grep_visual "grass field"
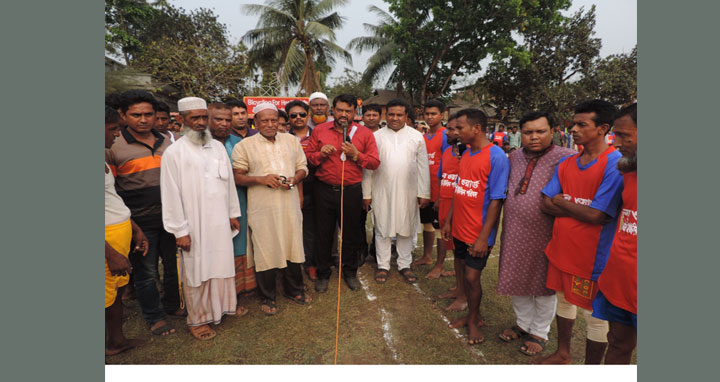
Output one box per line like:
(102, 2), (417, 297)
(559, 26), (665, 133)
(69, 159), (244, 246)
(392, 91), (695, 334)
(106, 223), (637, 365)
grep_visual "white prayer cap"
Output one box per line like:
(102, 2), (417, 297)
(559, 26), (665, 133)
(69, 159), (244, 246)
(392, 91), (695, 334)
(177, 97), (207, 112)
(308, 92), (328, 102)
(253, 102), (278, 115)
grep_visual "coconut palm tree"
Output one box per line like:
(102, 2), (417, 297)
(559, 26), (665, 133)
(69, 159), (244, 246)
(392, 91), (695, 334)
(346, 5), (400, 87)
(242, 0), (352, 95)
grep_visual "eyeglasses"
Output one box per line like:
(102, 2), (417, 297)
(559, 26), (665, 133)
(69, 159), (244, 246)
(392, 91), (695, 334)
(290, 112), (308, 119)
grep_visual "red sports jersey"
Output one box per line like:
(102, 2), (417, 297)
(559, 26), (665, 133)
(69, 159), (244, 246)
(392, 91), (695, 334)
(598, 171), (637, 314)
(605, 132), (615, 145)
(492, 131), (507, 146)
(438, 146), (460, 200)
(451, 144), (509, 245)
(424, 127), (446, 202)
(542, 146), (623, 280)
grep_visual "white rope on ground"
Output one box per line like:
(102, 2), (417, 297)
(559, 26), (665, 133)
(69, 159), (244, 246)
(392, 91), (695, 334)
(358, 272), (401, 363)
(411, 283), (487, 360)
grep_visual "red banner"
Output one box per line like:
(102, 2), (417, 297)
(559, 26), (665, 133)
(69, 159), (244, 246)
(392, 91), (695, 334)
(244, 97), (309, 116)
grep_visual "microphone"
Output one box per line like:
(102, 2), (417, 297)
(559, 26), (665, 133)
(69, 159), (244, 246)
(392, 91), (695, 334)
(340, 120), (349, 142)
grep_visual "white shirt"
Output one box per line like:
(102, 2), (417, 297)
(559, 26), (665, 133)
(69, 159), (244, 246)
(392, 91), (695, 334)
(160, 136), (241, 287)
(362, 125), (430, 237)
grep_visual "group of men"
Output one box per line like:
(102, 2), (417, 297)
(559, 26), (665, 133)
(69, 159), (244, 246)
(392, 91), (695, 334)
(104, 89), (637, 366)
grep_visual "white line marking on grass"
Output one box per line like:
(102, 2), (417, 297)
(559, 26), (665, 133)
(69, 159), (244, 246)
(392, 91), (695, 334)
(411, 283), (486, 360)
(358, 273), (400, 362)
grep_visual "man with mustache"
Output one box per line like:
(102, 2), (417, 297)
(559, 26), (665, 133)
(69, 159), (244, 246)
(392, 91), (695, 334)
(306, 94), (380, 292)
(160, 97), (242, 341)
(538, 99), (624, 364)
(592, 103), (638, 364)
(362, 98), (430, 284)
(208, 103), (255, 314)
(106, 90), (181, 337)
(307, 92), (333, 128)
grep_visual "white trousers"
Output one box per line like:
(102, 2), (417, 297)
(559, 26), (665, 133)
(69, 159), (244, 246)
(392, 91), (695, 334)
(375, 229), (413, 271)
(512, 295), (557, 340)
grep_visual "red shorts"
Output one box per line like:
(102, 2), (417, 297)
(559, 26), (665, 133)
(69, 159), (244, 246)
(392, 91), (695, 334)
(437, 198), (454, 250)
(546, 262), (597, 311)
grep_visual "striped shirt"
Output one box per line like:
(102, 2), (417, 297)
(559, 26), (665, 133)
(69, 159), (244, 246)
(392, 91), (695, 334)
(105, 127), (170, 230)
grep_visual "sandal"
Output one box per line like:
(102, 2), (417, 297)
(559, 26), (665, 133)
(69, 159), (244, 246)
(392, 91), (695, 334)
(399, 268), (418, 284)
(189, 324), (216, 341)
(150, 320), (176, 336)
(235, 305), (249, 316)
(498, 325), (529, 342)
(282, 291), (312, 305)
(260, 299), (279, 316)
(375, 269), (389, 284)
(519, 336), (547, 356)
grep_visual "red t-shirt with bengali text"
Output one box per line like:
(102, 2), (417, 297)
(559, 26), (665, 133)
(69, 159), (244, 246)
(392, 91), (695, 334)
(598, 171), (637, 313)
(424, 128), (447, 202)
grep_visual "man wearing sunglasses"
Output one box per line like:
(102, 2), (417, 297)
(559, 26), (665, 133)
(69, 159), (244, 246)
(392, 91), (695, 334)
(286, 100), (318, 281)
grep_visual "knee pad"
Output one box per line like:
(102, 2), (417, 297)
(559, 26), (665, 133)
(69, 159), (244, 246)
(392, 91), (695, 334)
(584, 310), (609, 342)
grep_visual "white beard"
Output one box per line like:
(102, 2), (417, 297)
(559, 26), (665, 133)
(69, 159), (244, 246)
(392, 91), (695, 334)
(184, 126), (212, 146)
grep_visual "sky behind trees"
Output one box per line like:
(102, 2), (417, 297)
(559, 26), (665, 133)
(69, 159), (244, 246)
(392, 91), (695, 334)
(169, 0), (636, 88)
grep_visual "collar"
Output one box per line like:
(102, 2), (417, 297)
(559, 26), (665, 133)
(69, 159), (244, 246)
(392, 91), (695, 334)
(290, 126), (312, 137)
(121, 126), (165, 151)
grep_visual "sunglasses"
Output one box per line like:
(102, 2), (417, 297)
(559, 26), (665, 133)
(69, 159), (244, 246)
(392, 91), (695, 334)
(290, 112), (308, 119)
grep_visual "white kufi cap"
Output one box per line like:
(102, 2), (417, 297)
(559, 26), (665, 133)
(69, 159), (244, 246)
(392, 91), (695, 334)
(177, 97), (207, 112)
(253, 102), (278, 114)
(308, 92), (328, 102)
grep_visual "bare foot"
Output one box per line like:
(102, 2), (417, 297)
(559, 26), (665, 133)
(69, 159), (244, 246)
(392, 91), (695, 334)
(412, 256), (433, 266)
(445, 298), (468, 312)
(438, 289), (459, 299)
(533, 351), (572, 365)
(441, 270), (455, 277)
(467, 323), (485, 345)
(448, 315), (484, 329)
(105, 338), (146, 356)
(426, 266), (444, 279)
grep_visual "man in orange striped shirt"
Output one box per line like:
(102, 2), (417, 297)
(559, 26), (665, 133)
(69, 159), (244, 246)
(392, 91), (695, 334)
(105, 90), (182, 337)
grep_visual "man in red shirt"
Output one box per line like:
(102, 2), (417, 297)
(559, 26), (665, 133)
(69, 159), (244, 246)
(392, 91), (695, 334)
(436, 114), (470, 312)
(492, 125), (508, 146)
(305, 94), (380, 292)
(538, 99), (623, 364)
(593, 103), (637, 364)
(415, 100), (452, 279)
(441, 108), (510, 345)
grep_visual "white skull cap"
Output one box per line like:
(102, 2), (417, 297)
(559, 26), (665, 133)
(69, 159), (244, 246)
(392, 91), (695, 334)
(177, 97), (207, 111)
(308, 92), (328, 102)
(253, 102), (278, 114)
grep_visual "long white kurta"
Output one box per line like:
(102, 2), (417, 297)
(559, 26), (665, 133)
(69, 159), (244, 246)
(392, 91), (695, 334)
(362, 125), (430, 237)
(231, 133), (308, 272)
(160, 136), (241, 288)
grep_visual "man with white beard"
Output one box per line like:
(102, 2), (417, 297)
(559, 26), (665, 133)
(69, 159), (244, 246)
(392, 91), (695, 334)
(160, 97), (242, 341)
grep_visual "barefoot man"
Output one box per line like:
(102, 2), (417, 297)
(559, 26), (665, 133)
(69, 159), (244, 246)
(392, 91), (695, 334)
(496, 112), (576, 356)
(105, 106), (146, 355)
(592, 103), (638, 364)
(414, 100), (452, 279)
(441, 108), (509, 344)
(538, 100), (624, 364)
(436, 114), (469, 311)
(161, 97), (242, 341)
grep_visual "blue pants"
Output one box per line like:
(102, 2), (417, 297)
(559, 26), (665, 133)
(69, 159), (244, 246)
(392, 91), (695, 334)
(130, 228), (180, 326)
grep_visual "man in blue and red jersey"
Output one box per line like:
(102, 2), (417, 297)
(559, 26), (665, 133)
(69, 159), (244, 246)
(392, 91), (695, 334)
(441, 108), (510, 345)
(414, 100), (452, 277)
(305, 94), (380, 293)
(436, 114), (471, 313)
(491, 125), (508, 146)
(592, 103), (637, 364)
(537, 99), (623, 364)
